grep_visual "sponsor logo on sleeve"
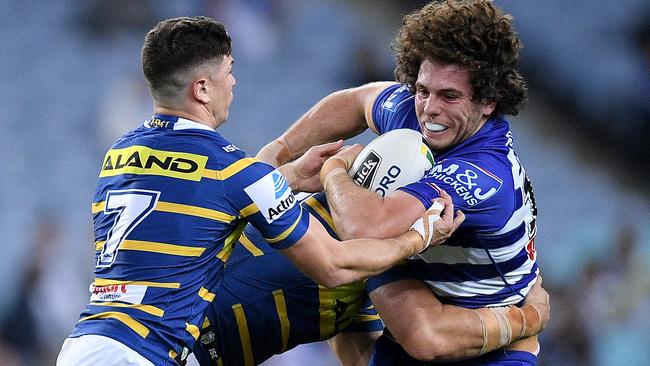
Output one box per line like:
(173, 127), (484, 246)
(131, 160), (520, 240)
(424, 160), (503, 206)
(244, 170), (296, 223)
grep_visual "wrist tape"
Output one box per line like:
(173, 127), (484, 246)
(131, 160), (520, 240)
(474, 304), (542, 356)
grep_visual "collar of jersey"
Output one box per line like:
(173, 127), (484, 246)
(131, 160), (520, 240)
(144, 114), (215, 131)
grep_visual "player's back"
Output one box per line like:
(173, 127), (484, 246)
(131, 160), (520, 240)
(193, 193), (382, 366)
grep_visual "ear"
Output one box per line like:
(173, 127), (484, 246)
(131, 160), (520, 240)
(480, 100), (496, 117)
(192, 78), (210, 104)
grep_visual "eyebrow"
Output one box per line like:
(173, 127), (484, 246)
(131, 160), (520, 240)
(415, 83), (464, 96)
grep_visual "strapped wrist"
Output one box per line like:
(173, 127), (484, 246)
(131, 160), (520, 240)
(274, 139), (295, 166)
(320, 158), (348, 190)
(474, 307), (512, 356)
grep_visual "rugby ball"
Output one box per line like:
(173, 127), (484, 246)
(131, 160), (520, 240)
(348, 129), (434, 197)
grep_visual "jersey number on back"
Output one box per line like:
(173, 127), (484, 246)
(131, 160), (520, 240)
(97, 189), (161, 268)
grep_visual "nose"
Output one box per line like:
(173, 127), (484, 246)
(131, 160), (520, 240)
(423, 95), (442, 117)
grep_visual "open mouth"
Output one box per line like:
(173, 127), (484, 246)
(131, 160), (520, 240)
(424, 122), (448, 132)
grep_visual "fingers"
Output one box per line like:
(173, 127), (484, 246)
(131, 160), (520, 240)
(331, 144), (364, 169)
(315, 140), (344, 156)
(452, 210), (465, 231)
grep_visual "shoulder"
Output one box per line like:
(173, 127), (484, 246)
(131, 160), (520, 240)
(371, 84), (419, 134)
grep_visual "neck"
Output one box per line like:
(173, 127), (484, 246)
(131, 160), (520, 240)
(153, 103), (219, 130)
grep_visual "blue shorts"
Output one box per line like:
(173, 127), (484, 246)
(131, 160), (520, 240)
(369, 331), (537, 366)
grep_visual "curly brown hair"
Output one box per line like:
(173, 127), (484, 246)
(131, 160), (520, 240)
(393, 0), (527, 116)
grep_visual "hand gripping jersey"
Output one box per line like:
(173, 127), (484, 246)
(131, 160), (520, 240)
(193, 192), (383, 366)
(366, 85), (539, 366)
(70, 115), (310, 366)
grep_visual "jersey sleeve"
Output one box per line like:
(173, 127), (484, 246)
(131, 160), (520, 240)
(371, 84), (419, 134)
(365, 262), (416, 294)
(397, 157), (512, 233)
(224, 159), (309, 250)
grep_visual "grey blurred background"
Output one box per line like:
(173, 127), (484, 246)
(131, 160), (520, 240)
(1, 1), (649, 365)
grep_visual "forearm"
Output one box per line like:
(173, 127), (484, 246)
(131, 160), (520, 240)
(281, 219), (423, 289)
(322, 167), (388, 239)
(371, 280), (544, 362)
(257, 89), (369, 166)
(331, 231), (422, 285)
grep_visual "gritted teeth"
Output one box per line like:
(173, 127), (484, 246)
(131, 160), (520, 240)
(424, 122), (448, 132)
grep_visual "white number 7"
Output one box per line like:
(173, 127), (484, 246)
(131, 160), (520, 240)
(97, 189), (161, 268)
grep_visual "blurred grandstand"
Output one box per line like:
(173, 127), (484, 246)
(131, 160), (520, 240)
(0, 1), (648, 365)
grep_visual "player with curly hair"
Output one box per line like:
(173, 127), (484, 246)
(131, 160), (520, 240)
(258, 1), (545, 365)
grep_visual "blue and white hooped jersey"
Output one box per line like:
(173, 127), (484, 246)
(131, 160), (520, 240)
(367, 85), (539, 308)
(70, 115), (309, 365)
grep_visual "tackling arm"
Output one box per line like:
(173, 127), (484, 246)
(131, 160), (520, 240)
(256, 82), (395, 167)
(369, 277), (549, 362)
(279, 214), (425, 289)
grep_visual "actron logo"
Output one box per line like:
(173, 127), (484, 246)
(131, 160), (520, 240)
(272, 172), (289, 198)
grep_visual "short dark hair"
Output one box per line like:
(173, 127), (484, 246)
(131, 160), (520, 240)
(393, 0), (527, 116)
(141, 16), (231, 101)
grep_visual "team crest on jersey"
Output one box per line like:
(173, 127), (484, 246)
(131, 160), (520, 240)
(425, 160), (503, 206)
(244, 170), (296, 223)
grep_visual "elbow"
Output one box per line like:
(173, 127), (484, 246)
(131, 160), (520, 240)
(308, 256), (351, 289)
(313, 267), (349, 289)
(401, 332), (454, 362)
(335, 219), (376, 240)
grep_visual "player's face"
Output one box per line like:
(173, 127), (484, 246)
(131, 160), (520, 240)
(414, 59), (495, 153)
(208, 55), (236, 127)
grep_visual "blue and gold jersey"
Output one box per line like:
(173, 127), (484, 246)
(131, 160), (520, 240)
(70, 115), (310, 366)
(193, 193), (383, 366)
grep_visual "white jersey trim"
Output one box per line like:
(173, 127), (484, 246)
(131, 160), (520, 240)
(416, 233), (529, 265)
(143, 117), (215, 131)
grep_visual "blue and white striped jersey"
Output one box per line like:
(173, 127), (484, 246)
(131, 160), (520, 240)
(367, 85), (538, 309)
(70, 114), (310, 365)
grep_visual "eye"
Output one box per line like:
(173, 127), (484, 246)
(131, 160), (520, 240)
(443, 93), (459, 101)
(416, 87), (429, 98)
